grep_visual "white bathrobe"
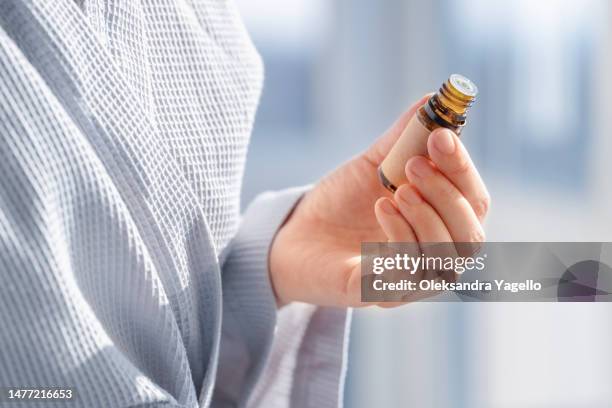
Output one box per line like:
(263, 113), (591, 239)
(0, 1), (350, 406)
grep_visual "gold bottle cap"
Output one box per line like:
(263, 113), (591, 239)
(449, 74), (478, 98)
(436, 74), (478, 118)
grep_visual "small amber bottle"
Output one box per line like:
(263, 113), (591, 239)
(378, 74), (478, 192)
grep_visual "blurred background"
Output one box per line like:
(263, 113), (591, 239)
(235, 1), (612, 406)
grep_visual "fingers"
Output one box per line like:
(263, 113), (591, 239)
(405, 156), (485, 245)
(393, 184), (454, 244)
(393, 184), (459, 267)
(427, 128), (491, 221)
(364, 93), (433, 165)
(374, 197), (417, 242)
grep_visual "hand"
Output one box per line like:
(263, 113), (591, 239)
(269, 95), (490, 307)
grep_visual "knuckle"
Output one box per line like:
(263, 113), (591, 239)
(439, 181), (461, 202)
(448, 159), (471, 177)
(402, 204), (425, 225)
(468, 227), (486, 244)
(473, 193), (491, 219)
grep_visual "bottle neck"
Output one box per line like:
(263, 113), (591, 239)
(418, 98), (464, 134)
(420, 77), (476, 134)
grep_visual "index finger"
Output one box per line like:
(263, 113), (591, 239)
(426, 128), (491, 221)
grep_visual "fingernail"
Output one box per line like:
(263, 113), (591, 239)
(407, 158), (433, 178)
(433, 129), (456, 155)
(379, 199), (397, 215)
(397, 186), (422, 205)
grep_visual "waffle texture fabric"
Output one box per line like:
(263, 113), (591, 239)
(0, 1), (351, 407)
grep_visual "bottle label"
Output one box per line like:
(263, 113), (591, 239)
(379, 114), (431, 189)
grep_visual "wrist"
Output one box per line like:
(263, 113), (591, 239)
(269, 227), (290, 308)
(268, 193), (306, 308)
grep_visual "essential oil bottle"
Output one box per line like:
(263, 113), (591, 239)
(378, 74), (478, 192)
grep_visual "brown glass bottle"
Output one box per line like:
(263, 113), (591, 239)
(378, 74), (478, 192)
